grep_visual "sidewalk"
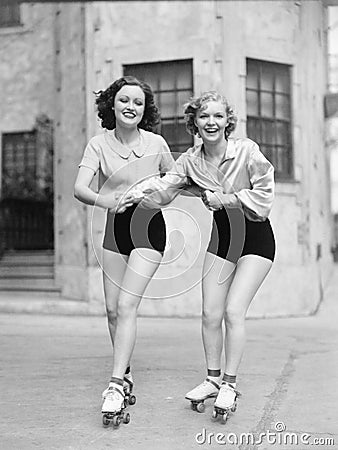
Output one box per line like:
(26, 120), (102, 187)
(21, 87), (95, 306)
(0, 268), (338, 450)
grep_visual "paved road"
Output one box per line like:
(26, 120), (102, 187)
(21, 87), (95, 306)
(1, 269), (338, 449)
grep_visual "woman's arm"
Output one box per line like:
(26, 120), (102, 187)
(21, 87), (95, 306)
(74, 166), (101, 206)
(201, 143), (274, 217)
(135, 171), (189, 208)
(74, 166), (133, 211)
(128, 156), (189, 208)
(234, 143), (274, 219)
(201, 190), (240, 211)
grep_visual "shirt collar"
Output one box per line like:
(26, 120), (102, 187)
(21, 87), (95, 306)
(221, 139), (236, 162)
(105, 129), (145, 159)
(190, 143), (204, 168)
(193, 139), (236, 163)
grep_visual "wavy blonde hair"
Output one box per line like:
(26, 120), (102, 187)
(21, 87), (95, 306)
(184, 91), (237, 139)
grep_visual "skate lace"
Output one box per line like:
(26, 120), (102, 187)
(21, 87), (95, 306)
(197, 379), (217, 391)
(106, 387), (124, 401)
(221, 383), (241, 396)
(220, 383), (237, 399)
(203, 378), (220, 389)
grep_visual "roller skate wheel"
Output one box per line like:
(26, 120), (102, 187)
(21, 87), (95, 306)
(123, 412), (130, 424)
(231, 402), (237, 412)
(191, 402), (197, 411)
(222, 412), (228, 423)
(129, 394), (136, 405)
(102, 414), (110, 427)
(196, 402), (205, 413)
(112, 415), (122, 427)
(212, 410), (217, 419)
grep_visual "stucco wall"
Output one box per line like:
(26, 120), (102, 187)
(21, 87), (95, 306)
(0, 4), (55, 133)
(328, 7), (338, 221)
(53, 3), (90, 301)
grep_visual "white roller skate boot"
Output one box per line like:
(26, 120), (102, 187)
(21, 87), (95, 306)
(101, 384), (130, 427)
(185, 378), (220, 413)
(213, 382), (240, 423)
(102, 372), (136, 405)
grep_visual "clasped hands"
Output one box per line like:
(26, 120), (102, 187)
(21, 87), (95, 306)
(201, 190), (238, 211)
(102, 188), (237, 213)
(101, 188), (145, 213)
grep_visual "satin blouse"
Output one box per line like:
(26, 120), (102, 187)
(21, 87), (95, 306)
(135, 138), (274, 221)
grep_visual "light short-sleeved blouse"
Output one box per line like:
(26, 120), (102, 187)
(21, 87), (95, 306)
(79, 128), (174, 196)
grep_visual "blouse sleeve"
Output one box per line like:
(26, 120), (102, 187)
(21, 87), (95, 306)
(78, 138), (100, 174)
(158, 136), (175, 173)
(133, 152), (189, 208)
(235, 142), (274, 220)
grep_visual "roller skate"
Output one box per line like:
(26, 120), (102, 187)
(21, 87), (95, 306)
(101, 385), (130, 428)
(212, 382), (241, 423)
(102, 373), (136, 406)
(185, 378), (220, 413)
(123, 372), (136, 406)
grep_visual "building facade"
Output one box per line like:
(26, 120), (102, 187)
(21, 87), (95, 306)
(0, 1), (334, 317)
(328, 6), (338, 260)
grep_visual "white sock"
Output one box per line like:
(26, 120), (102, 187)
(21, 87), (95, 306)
(208, 375), (222, 385)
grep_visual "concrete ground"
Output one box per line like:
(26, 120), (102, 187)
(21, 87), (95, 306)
(1, 269), (338, 450)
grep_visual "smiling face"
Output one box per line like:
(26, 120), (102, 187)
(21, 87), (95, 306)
(195, 100), (228, 144)
(113, 85), (145, 129)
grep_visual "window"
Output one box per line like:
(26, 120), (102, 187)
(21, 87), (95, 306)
(246, 59), (293, 179)
(1, 131), (54, 250)
(0, 2), (20, 28)
(124, 60), (194, 155)
(1, 132), (37, 199)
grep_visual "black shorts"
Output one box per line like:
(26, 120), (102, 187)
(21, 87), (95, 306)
(207, 208), (275, 263)
(103, 204), (166, 256)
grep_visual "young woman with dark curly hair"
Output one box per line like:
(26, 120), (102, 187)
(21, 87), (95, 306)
(74, 76), (174, 422)
(128, 90), (275, 420)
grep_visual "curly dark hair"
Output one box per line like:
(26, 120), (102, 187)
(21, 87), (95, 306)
(95, 76), (160, 131)
(184, 91), (237, 139)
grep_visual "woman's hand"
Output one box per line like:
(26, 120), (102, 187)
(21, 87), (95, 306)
(113, 192), (136, 213)
(201, 190), (223, 211)
(97, 191), (134, 213)
(201, 190), (240, 211)
(114, 188), (145, 213)
(127, 187), (145, 203)
(117, 187), (148, 212)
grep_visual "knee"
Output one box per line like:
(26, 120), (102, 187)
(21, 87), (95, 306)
(117, 295), (139, 320)
(202, 308), (223, 329)
(224, 305), (245, 328)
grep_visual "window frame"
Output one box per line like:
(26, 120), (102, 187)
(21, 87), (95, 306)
(123, 59), (194, 156)
(246, 58), (294, 180)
